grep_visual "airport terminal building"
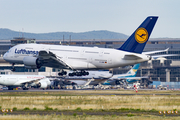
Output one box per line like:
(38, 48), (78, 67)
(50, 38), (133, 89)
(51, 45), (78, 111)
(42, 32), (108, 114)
(0, 38), (180, 82)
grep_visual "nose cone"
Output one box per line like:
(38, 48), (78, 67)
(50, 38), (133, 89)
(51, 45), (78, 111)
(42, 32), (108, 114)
(105, 73), (113, 78)
(3, 53), (8, 61)
(3, 52), (11, 62)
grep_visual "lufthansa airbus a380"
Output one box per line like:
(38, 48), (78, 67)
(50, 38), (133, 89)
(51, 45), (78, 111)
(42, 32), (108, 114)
(3, 16), (158, 76)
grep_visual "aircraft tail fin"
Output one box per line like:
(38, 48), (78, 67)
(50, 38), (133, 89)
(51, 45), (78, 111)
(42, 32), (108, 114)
(118, 16), (158, 54)
(126, 64), (140, 76)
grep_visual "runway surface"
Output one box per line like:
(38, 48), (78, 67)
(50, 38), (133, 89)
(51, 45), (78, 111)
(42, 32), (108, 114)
(1, 89), (180, 96)
(0, 110), (179, 116)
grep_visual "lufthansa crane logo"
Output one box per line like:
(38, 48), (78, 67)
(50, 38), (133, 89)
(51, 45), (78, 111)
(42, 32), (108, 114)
(135, 28), (148, 43)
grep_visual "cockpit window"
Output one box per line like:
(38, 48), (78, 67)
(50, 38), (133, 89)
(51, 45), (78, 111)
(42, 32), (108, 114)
(7, 49), (11, 53)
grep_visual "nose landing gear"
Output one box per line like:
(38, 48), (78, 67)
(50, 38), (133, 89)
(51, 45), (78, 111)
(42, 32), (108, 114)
(11, 63), (15, 71)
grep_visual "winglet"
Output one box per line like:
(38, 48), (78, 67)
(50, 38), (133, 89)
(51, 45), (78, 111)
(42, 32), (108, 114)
(118, 16), (158, 54)
(165, 48), (169, 52)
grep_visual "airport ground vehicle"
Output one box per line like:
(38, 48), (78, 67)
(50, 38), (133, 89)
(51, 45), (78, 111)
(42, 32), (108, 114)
(157, 85), (167, 90)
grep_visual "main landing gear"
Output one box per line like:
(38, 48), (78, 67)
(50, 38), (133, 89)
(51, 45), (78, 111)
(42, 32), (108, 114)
(68, 71), (89, 77)
(22, 83), (29, 90)
(58, 70), (67, 76)
(11, 63), (15, 71)
(58, 70), (89, 77)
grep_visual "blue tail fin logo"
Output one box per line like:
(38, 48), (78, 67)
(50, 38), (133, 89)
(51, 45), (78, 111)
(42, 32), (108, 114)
(118, 16), (158, 54)
(127, 64), (140, 76)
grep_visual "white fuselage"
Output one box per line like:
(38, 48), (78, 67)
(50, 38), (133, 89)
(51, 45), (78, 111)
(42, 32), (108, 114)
(0, 75), (50, 87)
(3, 44), (150, 70)
(110, 73), (135, 80)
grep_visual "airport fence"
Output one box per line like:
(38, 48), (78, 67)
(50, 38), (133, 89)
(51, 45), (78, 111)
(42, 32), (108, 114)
(161, 82), (180, 90)
(152, 81), (180, 89)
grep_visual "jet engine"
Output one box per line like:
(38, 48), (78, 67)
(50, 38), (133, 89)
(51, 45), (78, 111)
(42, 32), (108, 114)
(23, 56), (41, 69)
(37, 81), (48, 88)
(36, 78), (51, 89)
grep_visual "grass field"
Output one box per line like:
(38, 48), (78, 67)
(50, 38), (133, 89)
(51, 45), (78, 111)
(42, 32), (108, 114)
(0, 90), (179, 119)
(0, 90), (180, 111)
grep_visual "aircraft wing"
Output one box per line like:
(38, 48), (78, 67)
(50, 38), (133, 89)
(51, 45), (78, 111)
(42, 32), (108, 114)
(20, 79), (42, 85)
(38, 50), (71, 69)
(151, 54), (180, 59)
(113, 76), (149, 81)
(142, 48), (169, 55)
(15, 78), (44, 86)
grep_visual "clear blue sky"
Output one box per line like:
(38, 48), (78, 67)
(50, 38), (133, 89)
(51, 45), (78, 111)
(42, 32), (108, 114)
(0, 0), (179, 38)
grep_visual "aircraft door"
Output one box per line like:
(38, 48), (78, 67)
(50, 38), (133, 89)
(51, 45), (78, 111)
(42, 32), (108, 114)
(108, 58), (112, 64)
(3, 76), (9, 85)
(1, 76), (5, 84)
(81, 49), (85, 55)
(89, 57), (93, 63)
(62, 55), (67, 62)
(41, 46), (45, 50)
(99, 50), (104, 56)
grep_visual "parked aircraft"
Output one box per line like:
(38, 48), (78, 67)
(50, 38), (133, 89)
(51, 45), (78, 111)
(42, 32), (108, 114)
(3, 16), (158, 76)
(0, 75), (51, 90)
(102, 64), (148, 85)
(67, 70), (113, 85)
(68, 64), (145, 86)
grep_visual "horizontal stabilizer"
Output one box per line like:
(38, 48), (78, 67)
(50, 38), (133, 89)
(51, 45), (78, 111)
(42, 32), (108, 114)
(143, 48), (169, 55)
(151, 54), (180, 59)
(114, 76), (149, 81)
(123, 54), (142, 60)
